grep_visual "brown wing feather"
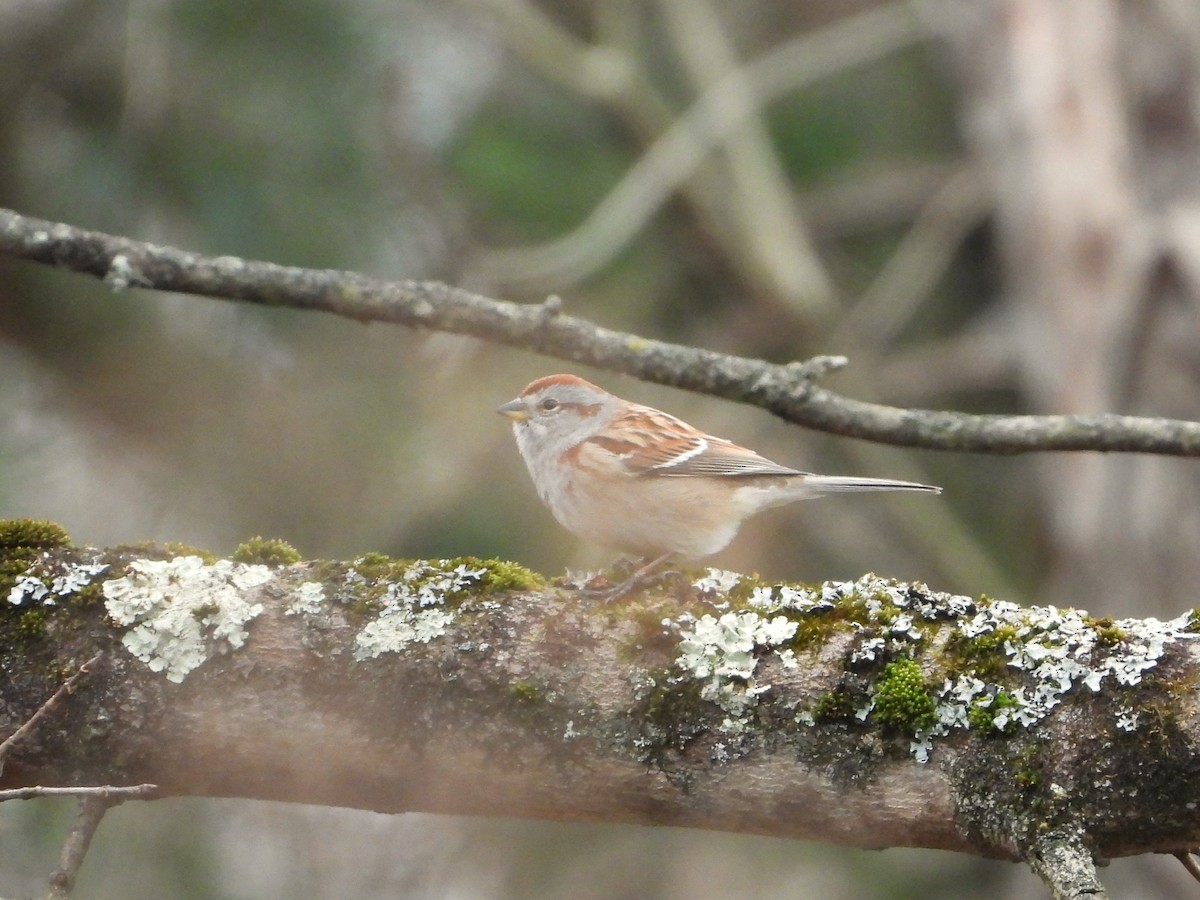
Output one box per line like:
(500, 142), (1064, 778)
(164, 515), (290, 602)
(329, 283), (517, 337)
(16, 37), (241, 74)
(586, 406), (804, 478)
(649, 436), (804, 478)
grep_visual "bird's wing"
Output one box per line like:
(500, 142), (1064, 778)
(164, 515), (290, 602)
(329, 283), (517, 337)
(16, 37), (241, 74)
(585, 407), (803, 478)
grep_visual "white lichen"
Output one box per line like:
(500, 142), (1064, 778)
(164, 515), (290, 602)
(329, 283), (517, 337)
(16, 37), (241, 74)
(676, 610), (798, 723)
(692, 568), (743, 595)
(1115, 705), (1141, 732)
(352, 560), (486, 660)
(749, 583), (830, 614)
(672, 572), (1199, 762)
(8, 574), (49, 606)
(102, 556), (269, 683)
(286, 581), (326, 616)
(8, 559), (109, 607)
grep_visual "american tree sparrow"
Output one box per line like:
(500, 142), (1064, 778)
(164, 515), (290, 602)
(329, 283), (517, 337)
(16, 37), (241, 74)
(497, 374), (940, 564)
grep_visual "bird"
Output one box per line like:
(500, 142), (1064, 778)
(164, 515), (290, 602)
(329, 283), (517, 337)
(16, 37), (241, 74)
(497, 374), (940, 576)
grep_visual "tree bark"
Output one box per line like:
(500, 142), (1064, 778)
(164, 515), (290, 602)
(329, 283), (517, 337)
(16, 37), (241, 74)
(3, 523), (1200, 885)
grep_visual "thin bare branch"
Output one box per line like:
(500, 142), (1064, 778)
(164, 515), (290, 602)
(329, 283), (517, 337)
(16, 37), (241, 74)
(464, 0), (634, 103)
(45, 796), (108, 899)
(3, 206), (1200, 456)
(41, 787), (156, 900)
(1174, 850), (1200, 884)
(0, 784), (158, 803)
(0, 652), (103, 777)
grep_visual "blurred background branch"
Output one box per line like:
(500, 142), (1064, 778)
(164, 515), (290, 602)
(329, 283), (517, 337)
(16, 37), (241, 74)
(471, 1), (924, 306)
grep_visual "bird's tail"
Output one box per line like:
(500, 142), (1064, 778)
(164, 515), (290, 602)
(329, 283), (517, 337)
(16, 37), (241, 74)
(803, 475), (941, 495)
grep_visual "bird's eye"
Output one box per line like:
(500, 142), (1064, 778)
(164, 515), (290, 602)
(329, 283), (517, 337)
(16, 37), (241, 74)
(539, 397), (560, 412)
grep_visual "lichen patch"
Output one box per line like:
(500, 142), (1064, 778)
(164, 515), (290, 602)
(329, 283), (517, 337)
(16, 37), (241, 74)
(352, 561), (487, 660)
(670, 573), (1200, 763)
(102, 556), (270, 683)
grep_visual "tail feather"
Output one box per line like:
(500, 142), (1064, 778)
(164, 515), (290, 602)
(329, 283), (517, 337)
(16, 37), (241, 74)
(803, 475), (941, 494)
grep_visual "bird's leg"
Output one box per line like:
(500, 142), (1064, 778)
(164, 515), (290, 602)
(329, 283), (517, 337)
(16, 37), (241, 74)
(584, 552), (675, 602)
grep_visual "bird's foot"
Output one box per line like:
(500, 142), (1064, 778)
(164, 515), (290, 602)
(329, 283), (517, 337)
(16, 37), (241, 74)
(580, 553), (675, 602)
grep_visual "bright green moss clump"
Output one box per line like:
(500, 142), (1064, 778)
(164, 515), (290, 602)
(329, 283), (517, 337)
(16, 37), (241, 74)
(967, 689), (1022, 734)
(0, 519), (71, 551)
(873, 658), (937, 735)
(1085, 615), (1127, 646)
(474, 558), (543, 592)
(232, 536), (302, 566)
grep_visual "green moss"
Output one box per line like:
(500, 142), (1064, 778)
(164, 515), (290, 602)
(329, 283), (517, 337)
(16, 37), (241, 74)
(191, 602), (222, 620)
(1012, 745), (1043, 791)
(771, 581), (938, 658)
(1013, 766), (1039, 790)
(70, 582), (106, 609)
(1085, 615), (1127, 646)
(619, 599), (691, 664)
(0, 519), (72, 551)
(631, 674), (711, 771)
(723, 573), (769, 607)
(355, 551), (395, 570)
(1187, 610), (1200, 634)
(232, 536), (302, 566)
(787, 602), (870, 651)
(509, 680), (542, 702)
(336, 555), (541, 615)
(505, 679), (572, 737)
(17, 608), (47, 640)
(873, 658), (937, 735)
(813, 686), (861, 724)
(0, 551), (38, 591)
(470, 557), (543, 592)
(942, 625), (1019, 683)
(967, 689), (1021, 734)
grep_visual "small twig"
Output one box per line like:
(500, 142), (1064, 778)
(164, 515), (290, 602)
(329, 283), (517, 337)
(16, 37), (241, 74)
(45, 790), (138, 900)
(0, 783), (158, 803)
(0, 652), (103, 777)
(1026, 835), (1109, 900)
(1174, 850), (1200, 884)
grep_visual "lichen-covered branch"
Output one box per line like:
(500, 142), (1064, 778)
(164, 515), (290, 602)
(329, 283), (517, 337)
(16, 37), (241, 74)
(1026, 833), (1109, 900)
(3, 518), (1200, 895)
(3, 207), (1200, 457)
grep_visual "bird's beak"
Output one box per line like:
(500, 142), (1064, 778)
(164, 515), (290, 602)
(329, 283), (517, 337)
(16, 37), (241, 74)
(496, 399), (529, 422)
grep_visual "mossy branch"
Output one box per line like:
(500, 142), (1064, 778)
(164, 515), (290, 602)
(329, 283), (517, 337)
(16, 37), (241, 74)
(3, 207), (1200, 456)
(2, 522), (1200, 896)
